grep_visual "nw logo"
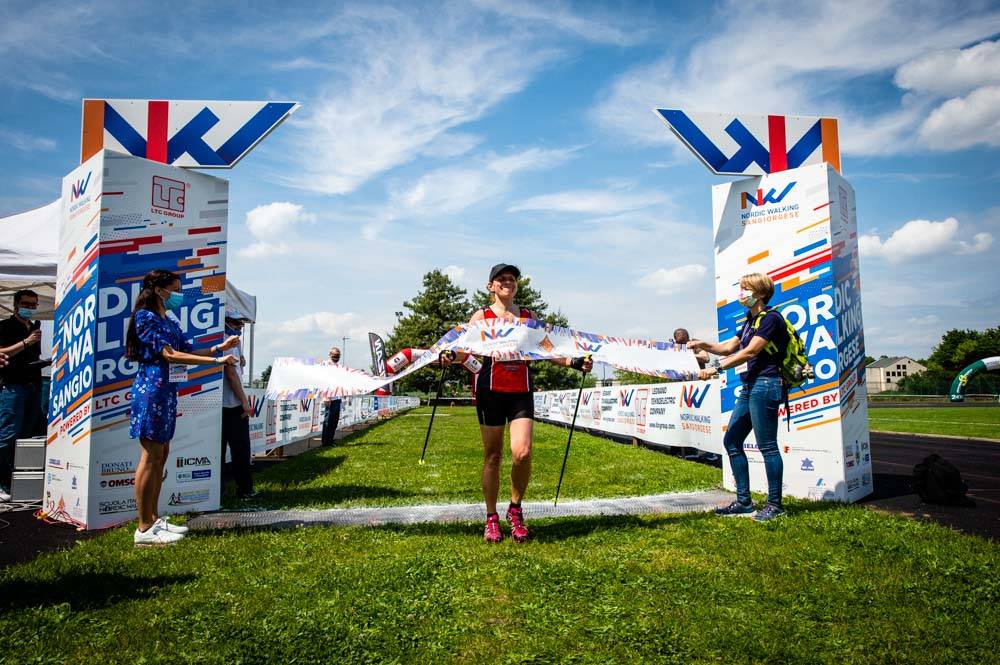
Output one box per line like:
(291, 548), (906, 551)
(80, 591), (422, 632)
(248, 395), (264, 419)
(619, 389), (635, 407)
(480, 328), (515, 341)
(71, 172), (92, 200)
(740, 182), (796, 209)
(82, 99), (299, 168)
(574, 340), (603, 353)
(681, 384), (710, 408)
(655, 109), (840, 176)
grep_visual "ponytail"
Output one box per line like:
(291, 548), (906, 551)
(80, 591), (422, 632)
(125, 269), (180, 361)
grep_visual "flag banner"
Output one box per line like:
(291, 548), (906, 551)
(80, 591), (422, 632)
(266, 318), (700, 400)
(369, 332), (388, 377)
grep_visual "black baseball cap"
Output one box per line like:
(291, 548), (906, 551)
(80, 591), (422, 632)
(488, 263), (521, 282)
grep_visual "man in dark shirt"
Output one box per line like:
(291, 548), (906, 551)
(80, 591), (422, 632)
(321, 346), (342, 446)
(0, 290), (43, 500)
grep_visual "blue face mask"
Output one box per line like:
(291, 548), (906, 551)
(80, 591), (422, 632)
(16, 307), (34, 319)
(164, 291), (184, 312)
(225, 327), (242, 337)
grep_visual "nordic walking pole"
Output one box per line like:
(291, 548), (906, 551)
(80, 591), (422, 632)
(419, 351), (453, 465)
(554, 355), (591, 506)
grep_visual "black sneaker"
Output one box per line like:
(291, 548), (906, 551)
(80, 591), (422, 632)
(715, 500), (755, 516)
(752, 503), (785, 522)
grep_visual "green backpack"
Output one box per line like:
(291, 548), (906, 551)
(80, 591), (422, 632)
(750, 309), (814, 429)
(750, 308), (813, 388)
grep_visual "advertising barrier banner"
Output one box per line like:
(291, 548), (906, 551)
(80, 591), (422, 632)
(244, 388), (418, 455)
(713, 162), (871, 502)
(535, 381), (723, 454)
(46, 150), (228, 528)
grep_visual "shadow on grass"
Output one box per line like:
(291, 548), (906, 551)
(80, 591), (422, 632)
(359, 511), (724, 541)
(0, 571), (196, 611)
(252, 483), (414, 509)
(256, 453), (347, 485)
(336, 438), (399, 448)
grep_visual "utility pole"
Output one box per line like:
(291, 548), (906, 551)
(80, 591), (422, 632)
(341, 336), (350, 367)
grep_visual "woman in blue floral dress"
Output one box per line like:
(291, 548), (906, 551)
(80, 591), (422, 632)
(126, 269), (238, 546)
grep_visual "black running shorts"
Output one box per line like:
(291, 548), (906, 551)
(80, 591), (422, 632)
(476, 389), (534, 426)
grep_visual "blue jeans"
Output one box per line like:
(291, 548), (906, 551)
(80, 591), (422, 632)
(723, 376), (784, 507)
(0, 383), (42, 492)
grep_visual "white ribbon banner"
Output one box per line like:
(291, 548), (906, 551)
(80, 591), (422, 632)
(265, 318), (700, 400)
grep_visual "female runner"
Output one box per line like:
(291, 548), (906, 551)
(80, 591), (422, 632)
(446, 263), (591, 543)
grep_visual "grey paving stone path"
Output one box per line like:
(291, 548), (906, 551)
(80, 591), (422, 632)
(187, 489), (734, 532)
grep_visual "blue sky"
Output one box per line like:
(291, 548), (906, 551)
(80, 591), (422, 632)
(1, 0), (998, 371)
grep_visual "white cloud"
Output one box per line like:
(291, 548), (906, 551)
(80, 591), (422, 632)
(895, 39), (1000, 96)
(419, 132), (483, 159)
(287, 7), (560, 195)
(279, 311), (360, 336)
(245, 202), (316, 239)
(363, 146), (577, 238)
(918, 86), (1000, 150)
(471, 0), (645, 46)
(238, 202), (315, 258)
(509, 189), (669, 216)
(442, 265), (466, 283)
(957, 232), (994, 255)
(906, 314), (940, 326)
(239, 241), (290, 259)
(859, 217), (993, 263)
(637, 264), (707, 295)
(0, 129), (55, 152)
(590, 2), (1000, 155)
(487, 146), (579, 177)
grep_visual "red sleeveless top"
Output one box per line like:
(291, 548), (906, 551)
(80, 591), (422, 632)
(476, 307), (533, 394)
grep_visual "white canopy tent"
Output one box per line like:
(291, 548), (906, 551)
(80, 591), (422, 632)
(0, 200), (60, 319)
(0, 199), (259, 381)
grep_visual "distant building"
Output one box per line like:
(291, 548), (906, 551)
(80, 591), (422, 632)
(865, 356), (928, 394)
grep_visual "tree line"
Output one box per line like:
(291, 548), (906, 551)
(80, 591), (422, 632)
(878, 326), (1000, 395)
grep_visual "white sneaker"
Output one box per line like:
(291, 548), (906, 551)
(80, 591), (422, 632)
(0, 490), (11, 503)
(134, 522), (184, 547)
(155, 517), (189, 535)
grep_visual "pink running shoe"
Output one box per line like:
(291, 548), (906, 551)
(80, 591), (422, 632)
(506, 504), (529, 543)
(484, 513), (503, 544)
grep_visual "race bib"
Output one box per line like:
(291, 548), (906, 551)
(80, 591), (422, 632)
(168, 364), (189, 384)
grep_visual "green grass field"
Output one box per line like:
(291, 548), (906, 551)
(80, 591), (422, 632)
(238, 407), (719, 510)
(1, 407), (998, 664)
(869, 406), (1000, 439)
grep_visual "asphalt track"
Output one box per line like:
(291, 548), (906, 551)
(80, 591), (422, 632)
(1, 431), (996, 569)
(861, 432), (999, 541)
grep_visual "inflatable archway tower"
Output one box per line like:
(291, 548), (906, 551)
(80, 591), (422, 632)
(949, 356), (1000, 402)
